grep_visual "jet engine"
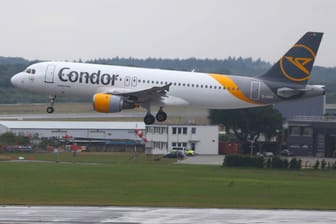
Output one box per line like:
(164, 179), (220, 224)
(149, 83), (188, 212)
(93, 93), (137, 113)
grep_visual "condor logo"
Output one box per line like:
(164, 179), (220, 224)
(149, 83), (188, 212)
(280, 44), (316, 82)
(58, 67), (118, 86)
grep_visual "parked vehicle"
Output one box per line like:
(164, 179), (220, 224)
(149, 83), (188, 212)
(280, 149), (294, 156)
(263, 152), (274, 157)
(3, 145), (32, 153)
(163, 151), (185, 159)
(171, 147), (195, 156)
(184, 149), (195, 156)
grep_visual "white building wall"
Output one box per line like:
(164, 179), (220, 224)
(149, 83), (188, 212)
(146, 125), (218, 155)
(190, 126), (218, 155)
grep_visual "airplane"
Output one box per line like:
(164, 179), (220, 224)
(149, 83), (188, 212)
(11, 32), (325, 125)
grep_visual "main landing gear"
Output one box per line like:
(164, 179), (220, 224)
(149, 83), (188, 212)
(46, 95), (56, 113)
(144, 107), (167, 125)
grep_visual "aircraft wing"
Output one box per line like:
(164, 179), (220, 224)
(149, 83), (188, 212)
(104, 83), (172, 104)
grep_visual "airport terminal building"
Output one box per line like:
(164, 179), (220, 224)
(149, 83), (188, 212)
(287, 116), (336, 157)
(0, 121), (219, 155)
(0, 121), (146, 151)
(0, 121), (145, 140)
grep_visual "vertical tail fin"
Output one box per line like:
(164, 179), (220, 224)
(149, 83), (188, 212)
(259, 32), (323, 87)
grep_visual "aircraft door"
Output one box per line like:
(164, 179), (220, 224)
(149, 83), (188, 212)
(131, 76), (137, 87)
(45, 64), (56, 83)
(124, 76), (130, 86)
(250, 81), (260, 100)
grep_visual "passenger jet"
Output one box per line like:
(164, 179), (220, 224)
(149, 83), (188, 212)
(11, 32), (325, 124)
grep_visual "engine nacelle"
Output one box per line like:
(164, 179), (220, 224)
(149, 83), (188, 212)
(93, 93), (137, 113)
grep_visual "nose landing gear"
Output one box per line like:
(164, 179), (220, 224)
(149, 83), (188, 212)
(47, 95), (56, 114)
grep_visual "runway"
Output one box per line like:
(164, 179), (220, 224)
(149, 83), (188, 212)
(0, 110), (207, 120)
(0, 206), (335, 224)
(0, 112), (144, 120)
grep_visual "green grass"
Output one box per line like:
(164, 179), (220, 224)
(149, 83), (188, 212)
(0, 152), (336, 209)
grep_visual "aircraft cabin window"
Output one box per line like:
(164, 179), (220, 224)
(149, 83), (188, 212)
(165, 82), (168, 85)
(187, 84), (190, 87)
(178, 83), (181, 86)
(196, 84), (199, 88)
(210, 86), (212, 89)
(160, 81), (163, 84)
(192, 84), (194, 87)
(174, 83), (176, 85)
(147, 80), (150, 83)
(182, 83), (185, 87)
(205, 85), (208, 88)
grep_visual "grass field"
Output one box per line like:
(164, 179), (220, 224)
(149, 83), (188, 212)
(0, 152), (336, 209)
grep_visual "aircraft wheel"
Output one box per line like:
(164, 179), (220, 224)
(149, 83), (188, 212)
(144, 113), (155, 125)
(156, 111), (167, 122)
(46, 107), (54, 114)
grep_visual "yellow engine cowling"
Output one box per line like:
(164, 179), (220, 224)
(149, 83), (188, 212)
(93, 93), (137, 113)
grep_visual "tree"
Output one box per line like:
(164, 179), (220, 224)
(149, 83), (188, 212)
(209, 106), (283, 153)
(0, 132), (30, 146)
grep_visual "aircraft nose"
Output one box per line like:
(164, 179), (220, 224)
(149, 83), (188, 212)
(10, 73), (22, 87)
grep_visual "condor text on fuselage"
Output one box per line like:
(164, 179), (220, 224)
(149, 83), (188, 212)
(58, 67), (119, 86)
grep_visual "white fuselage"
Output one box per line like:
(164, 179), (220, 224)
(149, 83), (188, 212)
(11, 61), (258, 109)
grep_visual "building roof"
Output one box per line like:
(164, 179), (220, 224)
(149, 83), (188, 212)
(0, 121), (145, 130)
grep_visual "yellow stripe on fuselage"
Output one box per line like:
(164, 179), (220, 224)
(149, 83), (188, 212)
(209, 74), (257, 105)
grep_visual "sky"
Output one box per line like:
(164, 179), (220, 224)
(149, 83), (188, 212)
(0, 0), (335, 67)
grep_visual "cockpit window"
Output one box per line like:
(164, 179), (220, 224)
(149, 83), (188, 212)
(26, 68), (36, 74)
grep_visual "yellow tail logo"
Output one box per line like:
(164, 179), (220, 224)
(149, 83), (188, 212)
(280, 44), (316, 82)
(284, 57), (313, 75)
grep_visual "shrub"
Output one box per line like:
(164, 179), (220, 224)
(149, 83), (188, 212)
(283, 158), (289, 169)
(289, 158), (301, 170)
(297, 159), (302, 169)
(223, 154), (264, 168)
(321, 160), (327, 169)
(266, 158), (272, 168)
(333, 161), (336, 169)
(314, 160), (320, 169)
(272, 157), (283, 169)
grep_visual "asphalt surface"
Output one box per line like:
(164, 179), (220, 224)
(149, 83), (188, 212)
(177, 155), (225, 165)
(0, 206), (335, 224)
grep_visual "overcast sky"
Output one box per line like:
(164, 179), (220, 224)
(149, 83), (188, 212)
(0, 0), (335, 67)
